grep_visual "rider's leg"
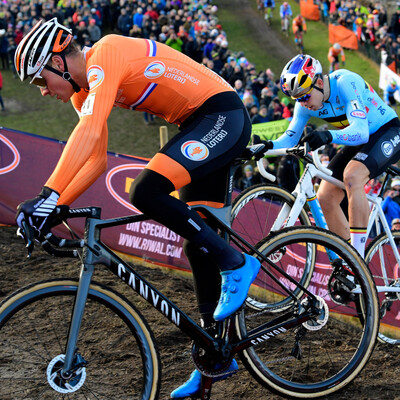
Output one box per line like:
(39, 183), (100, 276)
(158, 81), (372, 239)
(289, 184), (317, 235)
(343, 161), (370, 258)
(317, 180), (349, 239)
(130, 93), (260, 322)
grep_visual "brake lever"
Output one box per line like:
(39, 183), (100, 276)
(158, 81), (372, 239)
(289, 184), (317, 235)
(17, 220), (35, 258)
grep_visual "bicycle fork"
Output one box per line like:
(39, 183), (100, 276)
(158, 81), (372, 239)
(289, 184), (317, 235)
(62, 262), (94, 375)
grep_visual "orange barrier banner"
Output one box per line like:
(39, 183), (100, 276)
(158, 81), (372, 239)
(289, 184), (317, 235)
(329, 24), (358, 50)
(300, 0), (320, 21)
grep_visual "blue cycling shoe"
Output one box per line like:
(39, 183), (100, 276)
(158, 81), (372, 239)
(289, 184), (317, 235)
(170, 359), (239, 398)
(213, 254), (261, 321)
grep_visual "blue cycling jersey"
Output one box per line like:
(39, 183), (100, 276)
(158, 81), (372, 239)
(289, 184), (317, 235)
(273, 69), (397, 148)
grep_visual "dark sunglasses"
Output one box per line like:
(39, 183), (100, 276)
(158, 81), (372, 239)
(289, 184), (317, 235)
(295, 93), (312, 103)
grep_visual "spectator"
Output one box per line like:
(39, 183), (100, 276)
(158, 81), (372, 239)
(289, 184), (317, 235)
(251, 104), (270, 124)
(165, 30), (183, 52)
(382, 177), (400, 228)
(235, 164), (261, 191)
(87, 18), (102, 44)
(133, 7), (144, 29)
(117, 8), (132, 36)
(384, 79), (399, 110)
(392, 217), (400, 230)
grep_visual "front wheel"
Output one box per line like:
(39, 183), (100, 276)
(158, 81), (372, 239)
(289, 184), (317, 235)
(237, 226), (379, 398)
(0, 279), (161, 400)
(365, 230), (400, 345)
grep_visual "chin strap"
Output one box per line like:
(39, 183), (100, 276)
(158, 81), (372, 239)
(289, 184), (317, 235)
(45, 53), (81, 93)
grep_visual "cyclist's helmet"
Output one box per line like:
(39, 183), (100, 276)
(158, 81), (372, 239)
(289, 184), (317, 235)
(333, 42), (341, 50)
(280, 54), (322, 99)
(15, 18), (73, 82)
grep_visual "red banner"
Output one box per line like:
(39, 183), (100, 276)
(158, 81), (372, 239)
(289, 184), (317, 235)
(0, 127), (191, 270)
(329, 24), (358, 50)
(300, 0), (320, 21)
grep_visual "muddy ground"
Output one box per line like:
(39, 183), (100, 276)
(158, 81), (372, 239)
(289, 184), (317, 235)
(0, 223), (399, 399)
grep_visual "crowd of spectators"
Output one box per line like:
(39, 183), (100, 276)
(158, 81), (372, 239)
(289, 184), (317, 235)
(318, 0), (400, 71)
(0, 0), (288, 121)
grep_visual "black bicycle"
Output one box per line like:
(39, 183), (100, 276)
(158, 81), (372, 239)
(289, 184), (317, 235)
(0, 145), (379, 399)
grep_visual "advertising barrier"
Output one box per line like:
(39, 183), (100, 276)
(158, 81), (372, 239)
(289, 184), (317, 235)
(0, 127), (190, 270)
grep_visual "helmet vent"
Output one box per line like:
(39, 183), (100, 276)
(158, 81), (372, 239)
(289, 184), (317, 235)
(299, 74), (307, 87)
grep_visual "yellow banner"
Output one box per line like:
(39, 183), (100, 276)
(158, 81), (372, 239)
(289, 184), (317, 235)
(251, 119), (289, 140)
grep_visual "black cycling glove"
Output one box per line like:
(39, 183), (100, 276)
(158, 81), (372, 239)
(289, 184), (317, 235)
(301, 130), (333, 151)
(16, 186), (60, 237)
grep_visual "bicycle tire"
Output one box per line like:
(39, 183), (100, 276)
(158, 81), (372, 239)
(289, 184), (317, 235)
(231, 184), (315, 311)
(236, 226), (379, 398)
(0, 279), (161, 400)
(365, 230), (400, 345)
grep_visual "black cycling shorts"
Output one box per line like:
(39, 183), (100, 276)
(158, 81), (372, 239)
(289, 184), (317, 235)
(160, 91), (252, 204)
(328, 118), (400, 181)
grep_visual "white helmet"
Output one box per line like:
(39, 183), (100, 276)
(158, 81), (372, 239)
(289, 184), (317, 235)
(14, 18), (72, 81)
(333, 43), (341, 50)
(280, 54), (322, 99)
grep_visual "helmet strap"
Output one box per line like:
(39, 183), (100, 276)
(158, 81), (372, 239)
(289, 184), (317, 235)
(45, 53), (81, 93)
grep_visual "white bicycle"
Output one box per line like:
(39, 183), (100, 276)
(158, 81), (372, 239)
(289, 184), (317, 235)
(232, 144), (400, 345)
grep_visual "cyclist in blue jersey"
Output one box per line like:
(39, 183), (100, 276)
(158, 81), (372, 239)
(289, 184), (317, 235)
(384, 79), (399, 110)
(261, 54), (400, 258)
(280, 2), (293, 33)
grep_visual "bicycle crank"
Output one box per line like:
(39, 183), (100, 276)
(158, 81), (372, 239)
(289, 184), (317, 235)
(47, 354), (87, 393)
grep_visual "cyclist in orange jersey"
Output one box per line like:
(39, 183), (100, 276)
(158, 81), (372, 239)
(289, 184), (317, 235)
(14, 18), (260, 397)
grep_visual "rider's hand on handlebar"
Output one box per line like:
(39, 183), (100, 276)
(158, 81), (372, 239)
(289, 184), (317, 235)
(301, 130), (332, 151)
(15, 187), (67, 256)
(252, 134), (273, 150)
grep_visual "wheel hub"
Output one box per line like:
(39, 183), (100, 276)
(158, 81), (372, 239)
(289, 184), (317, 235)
(47, 354), (86, 393)
(301, 295), (329, 331)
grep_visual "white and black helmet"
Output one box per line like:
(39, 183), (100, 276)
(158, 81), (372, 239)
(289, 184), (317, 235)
(14, 18), (73, 81)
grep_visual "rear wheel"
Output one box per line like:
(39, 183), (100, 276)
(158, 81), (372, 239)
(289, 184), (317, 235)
(237, 226), (379, 398)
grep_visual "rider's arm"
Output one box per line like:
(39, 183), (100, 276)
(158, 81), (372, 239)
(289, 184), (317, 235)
(327, 73), (369, 146)
(45, 42), (129, 205)
(270, 102), (310, 149)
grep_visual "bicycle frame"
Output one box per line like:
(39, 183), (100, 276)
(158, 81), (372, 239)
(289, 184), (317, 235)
(61, 205), (319, 375)
(259, 148), (400, 295)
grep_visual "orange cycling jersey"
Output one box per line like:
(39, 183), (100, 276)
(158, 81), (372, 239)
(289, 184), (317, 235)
(328, 46), (345, 63)
(45, 35), (234, 204)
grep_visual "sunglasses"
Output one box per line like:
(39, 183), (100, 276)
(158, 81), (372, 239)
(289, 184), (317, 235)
(295, 93), (312, 103)
(29, 54), (51, 88)
(292, 83), (315, 102)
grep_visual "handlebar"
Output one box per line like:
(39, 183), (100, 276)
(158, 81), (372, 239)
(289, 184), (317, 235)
(18, 206), (101, 259)
(256, 144), (333, 181)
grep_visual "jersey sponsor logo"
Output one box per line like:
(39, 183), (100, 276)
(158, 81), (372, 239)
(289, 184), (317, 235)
(81, 93), (96, 116)
(354, 152), (368, 161)
(0, 134), (20, 175)
(381, 141), (394, 158)
(87, 65), (104, 91)
(144, 61), (166, 79)
(181, 141), (209, 161)
(318, 109), (328, 116)
(350, 110), (366, 119)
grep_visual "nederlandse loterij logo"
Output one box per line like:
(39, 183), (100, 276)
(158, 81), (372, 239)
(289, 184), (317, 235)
(144, 61), (166, 79)
(181, 141), (209, 161)
(87, 65), (104, 90)
(0, 134), (20, 175)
